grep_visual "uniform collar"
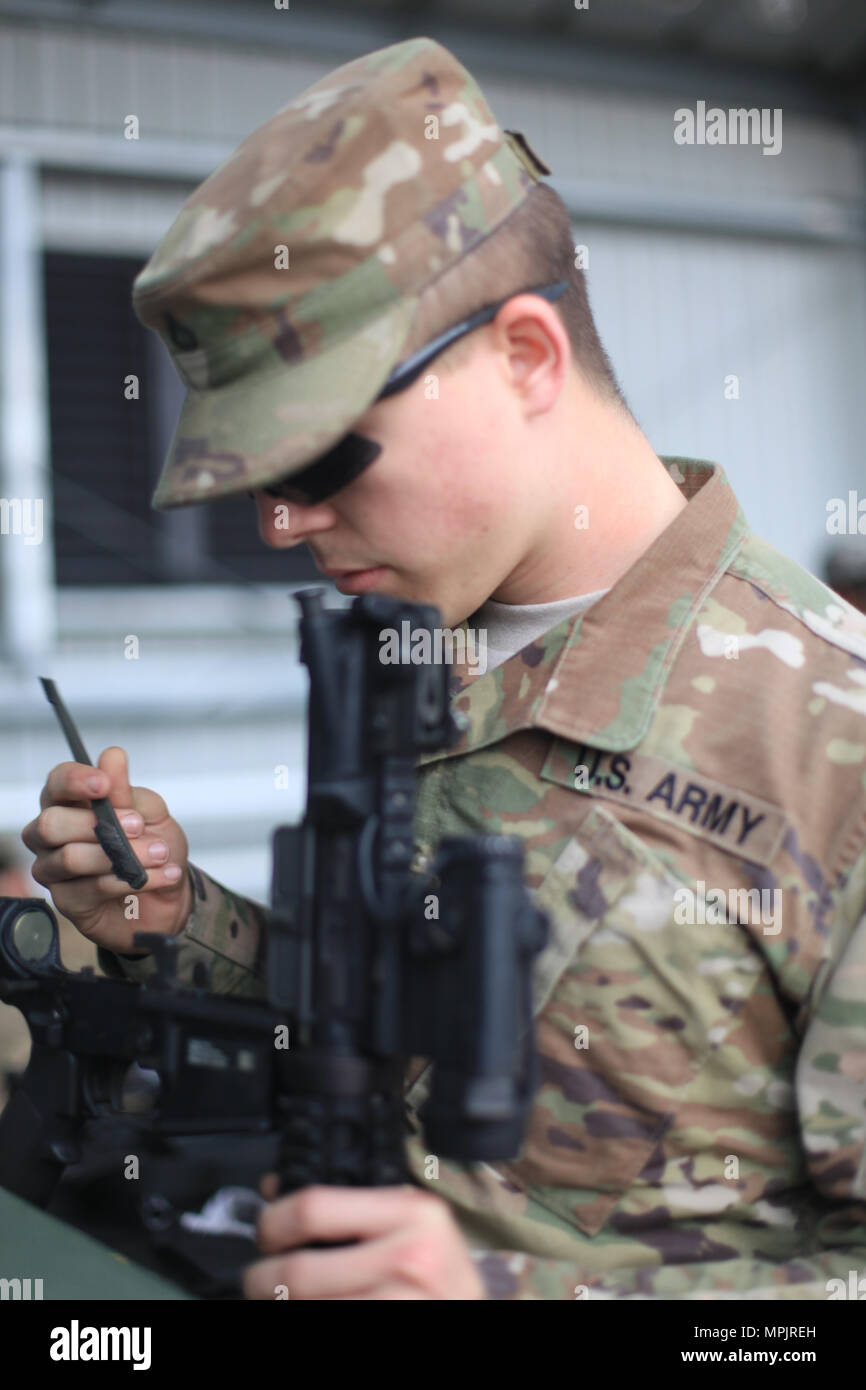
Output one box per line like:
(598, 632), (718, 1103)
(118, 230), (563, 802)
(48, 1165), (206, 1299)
(419, 459), (748, 766)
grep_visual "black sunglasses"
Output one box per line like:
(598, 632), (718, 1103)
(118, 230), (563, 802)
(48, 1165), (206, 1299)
(250, 280), (569, 506)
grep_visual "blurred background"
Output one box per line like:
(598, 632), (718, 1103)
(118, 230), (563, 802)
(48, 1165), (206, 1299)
(0, 0), (865, 935)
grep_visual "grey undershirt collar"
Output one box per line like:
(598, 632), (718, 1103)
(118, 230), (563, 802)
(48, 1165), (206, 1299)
(470, 589), (609, 673)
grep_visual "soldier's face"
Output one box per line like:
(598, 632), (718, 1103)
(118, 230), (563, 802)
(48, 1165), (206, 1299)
(252, 299), (569, 628)
(252, 376), (529, 627)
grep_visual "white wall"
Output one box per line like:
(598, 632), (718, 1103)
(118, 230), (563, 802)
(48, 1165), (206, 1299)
(586, 224), (866, 575)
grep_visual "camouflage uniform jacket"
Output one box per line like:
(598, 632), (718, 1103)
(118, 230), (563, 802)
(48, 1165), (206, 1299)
(100, 458), (866, 1299)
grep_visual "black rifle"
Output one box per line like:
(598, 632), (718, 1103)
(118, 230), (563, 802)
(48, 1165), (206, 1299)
(0, 591), (548, 1226)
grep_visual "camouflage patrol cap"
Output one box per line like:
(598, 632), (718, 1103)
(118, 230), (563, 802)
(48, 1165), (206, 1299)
(132, 35), (553, 511)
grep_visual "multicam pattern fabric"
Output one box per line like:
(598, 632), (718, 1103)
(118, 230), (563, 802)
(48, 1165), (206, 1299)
(97, 862), (268, 996)
(131, 36), (550, 511)
(103, 459), (866, 1299)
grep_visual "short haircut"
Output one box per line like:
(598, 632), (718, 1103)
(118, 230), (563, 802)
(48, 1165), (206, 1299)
(401, 181), (630, 412)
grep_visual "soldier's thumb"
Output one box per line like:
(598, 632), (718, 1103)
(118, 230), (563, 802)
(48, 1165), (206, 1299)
(97, 745), (133, 808)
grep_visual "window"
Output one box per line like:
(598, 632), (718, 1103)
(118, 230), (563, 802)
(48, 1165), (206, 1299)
(44, 252), (319, 587)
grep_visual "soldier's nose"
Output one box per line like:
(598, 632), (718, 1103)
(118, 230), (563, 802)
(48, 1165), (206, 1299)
(255, 493), (337, 547)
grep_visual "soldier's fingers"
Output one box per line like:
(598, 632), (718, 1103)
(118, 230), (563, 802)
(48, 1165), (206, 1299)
(31, 838), (176, 887)
(37, 862), (185, 926)
(124, 783), (172, 827)
(97, 746), (134, 808)
(39, 761), (109, 811)
(94, 749), (172, 828)
(22, 804), (144, 855)
(36, 759), (171, 830)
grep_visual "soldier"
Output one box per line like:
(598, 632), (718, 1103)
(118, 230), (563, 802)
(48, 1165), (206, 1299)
(21, 37), (866, 1299)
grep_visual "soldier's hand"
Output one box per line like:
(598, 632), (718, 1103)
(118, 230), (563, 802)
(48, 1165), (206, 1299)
(20, 745), (192, 955)
(242, 1179), (488, 1301)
